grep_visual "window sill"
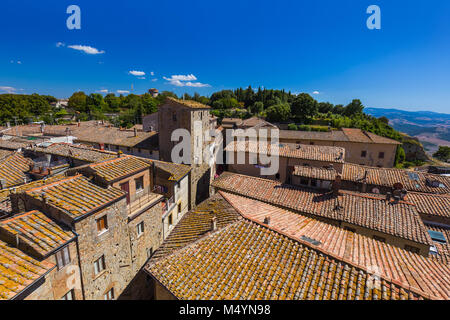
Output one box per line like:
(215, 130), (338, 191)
(93, 269), (107, 281)
(98, 229), (109, 237)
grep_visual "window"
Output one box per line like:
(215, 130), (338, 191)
(172, 112), (177, 122)
(373, 235), (386, 242)
(275, 173), (280, 180)
(138, 148), (142, 153)
(61, 289), (74, 300)
(104, 288), (114, 300)
(168, 214), (173, 226)
(137, 222), (144, 237)
(178, 202), (182, 213)
(310, 179), (317, 187)
(404, 245), (420, 254)
(300, 178), (309, 186)
(309, 142), (315, 145)
(96, 216), (108, 233)
(428, 230), (447, 243)
(135, 176), (144, 192)
(56, 245), (71, 270)
(94, 255), (106, 275)
(127, 147), (131, 152)
(361, 151), (367, 158)
(378, 152), (385, 159)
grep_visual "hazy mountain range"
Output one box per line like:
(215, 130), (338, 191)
(365, 108), (450, 154)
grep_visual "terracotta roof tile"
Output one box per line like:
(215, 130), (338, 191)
(225, 141), (345, 163)
(342, 164), (450, 194)
(153, 160), (191, 182)
(212, 172), (432, 246)
(293, 166), (337, 181)
(165, 97), (211, 109)
(32, 143), (117, 163)
(0, 152), (32, 188)
(0, 210), (75, 258)
(25, 175), (125, 219)
(88, 155), (151, 182)
(147, 198), (427, 300)
(221, 192), (450, 299)
(0, 239), (54, 300)
(406, 193), (450, 218)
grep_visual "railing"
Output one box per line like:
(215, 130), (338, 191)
(161, 196), (175, 215)
(128, 185), (160, 216)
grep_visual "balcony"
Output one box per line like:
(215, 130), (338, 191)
(161, 196), (175, 216)
(128, 185), (162, 218)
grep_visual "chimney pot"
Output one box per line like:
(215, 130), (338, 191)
(263, 216), (271, 225)
(211, 216), (217, 231)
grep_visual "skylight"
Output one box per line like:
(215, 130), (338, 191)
(428, 230), (447, 243)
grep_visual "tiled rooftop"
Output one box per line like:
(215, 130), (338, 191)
(88, 155), (151, 182)
(342, 163), (450, 194)
(165, 97), (211, 109)
(153, 160), (191, 182)
(147, 201), (426, 300)
(212, 172), (432, 246)
(8, 123), (158, 148)
(152, 193), (241, 260)
(25, 175), (125, 220)
(0, 152), (32, 188)
(225, 141), (345, 163)
(278, 128), (400, 145)
(32, 143), (117, 163)
(0, 210), (75, 258)
(406, 192), (450, 219)
(293, 165), (337, 181)
(0, 139), (29, 151)
(221, 192), (450, 299)
(0, 239), (54, 300)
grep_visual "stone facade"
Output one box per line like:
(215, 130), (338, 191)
(158, 99), (215, 208)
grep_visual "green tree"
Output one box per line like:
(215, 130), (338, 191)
(378, 116), (390, 125)
(395, 146), (406, 166)
(250, 101), (264, 115)
(318, 102), (334, 114)
(343, 99), (364, 116)
(104, 93), (121, 112)
(266, 103), (291, 122)
(291, 93), (318, 121)
(433, 146), (450, 162)
(68, 92), (88, 113)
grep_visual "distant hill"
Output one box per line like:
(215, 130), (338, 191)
(365, 108), (450, 154)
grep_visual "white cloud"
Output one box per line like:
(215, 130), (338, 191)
(137, 77), (146, 80)
(150, 71), (154, 76)
(56, 42), (65, 48)
(151, 78), (158, 82)
(117, 90), (130, 94)
(129, 70), (146, 77)
(67, 45), (105, 55)
(98, 89), (109, 93)
(163, 74), (197, 82)
(163, 74), (210, 87)
(312, 91), (320, 95)
(10, 60), (21, 64)
(0, 86), (17, 93)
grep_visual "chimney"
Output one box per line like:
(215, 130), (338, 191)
(117, 150), (123, 158)
(134, 127), (137, 137)
(263, 216), (271, 225)
(77, 120), (80, 127)
(385, 192), (392, 203)
(210, 216), (217, 231)
(332, 174), (342, 196)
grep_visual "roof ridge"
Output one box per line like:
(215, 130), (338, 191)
(0, 210), (39, 223)
(25, 174), (82, 193)
(218, 191), (440, 300)
(89, 155), (132, 167)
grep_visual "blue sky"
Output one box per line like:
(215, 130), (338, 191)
(1, 0), (449, 113)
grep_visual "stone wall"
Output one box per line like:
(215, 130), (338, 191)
(73, 199), (133, 300)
